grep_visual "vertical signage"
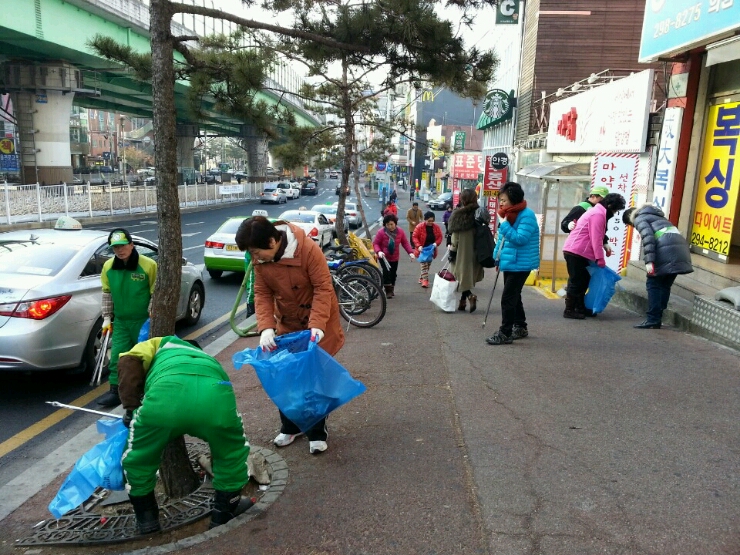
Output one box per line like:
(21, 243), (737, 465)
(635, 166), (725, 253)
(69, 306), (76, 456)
(483, 156), (507, 234)
(690, 101), (739, 262)
(496, 0), (520, 24)
(652, 107), (683, 218)
(591, 153), (640, 272)
(453, 131), (466, 151)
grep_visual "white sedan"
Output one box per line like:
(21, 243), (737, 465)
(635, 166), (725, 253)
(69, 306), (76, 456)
(276, 182), (301, 200)
(278, 210), (334, 248)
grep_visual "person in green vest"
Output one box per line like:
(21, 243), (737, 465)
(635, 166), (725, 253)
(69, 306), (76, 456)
(97, 228), (156, 407)
(560, 185), (610, 239)
(118, 336), (252, 534)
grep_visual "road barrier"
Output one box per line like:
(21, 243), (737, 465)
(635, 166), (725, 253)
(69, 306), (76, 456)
(1, 181), (265, 225)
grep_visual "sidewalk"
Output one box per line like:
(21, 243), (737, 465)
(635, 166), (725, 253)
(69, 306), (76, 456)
(2, 199), (740, 554)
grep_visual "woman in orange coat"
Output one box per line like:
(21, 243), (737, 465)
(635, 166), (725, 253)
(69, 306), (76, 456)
(412, 211), (444, 288)
(235, 216), (345, 454)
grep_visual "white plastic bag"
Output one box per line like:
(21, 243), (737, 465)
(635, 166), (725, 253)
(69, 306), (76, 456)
(430, 272), (457, 313)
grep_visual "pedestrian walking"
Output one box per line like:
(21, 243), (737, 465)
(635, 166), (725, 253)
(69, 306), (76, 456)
(235, 216), (345, 454)
(389, 188), (398, 204)
(622, 205), (693, 329)
(561, 193), (626, 319)
(118, 336), (252, 534)
(412, 211), (444, 288)
(382, 200), (398, 218)
(97, 228), (157, 407)
(373, 214), (416, 298)
(447, 189), (484, 312)
(409, 186), (415, 202)
(485, 182), (540, 345)
(560, 185), (610, 234)
(406, 202), (423, 246)
(443, 204), (454, 246)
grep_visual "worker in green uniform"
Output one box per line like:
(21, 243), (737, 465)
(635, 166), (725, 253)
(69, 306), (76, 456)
(97, 228), (157, 407)
(118, 336), (252, 534)
(244, 251), (255, 317)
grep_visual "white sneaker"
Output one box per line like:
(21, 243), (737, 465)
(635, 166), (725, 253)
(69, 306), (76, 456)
(273, 432), (302, 447)
(309, 440), (328, 454)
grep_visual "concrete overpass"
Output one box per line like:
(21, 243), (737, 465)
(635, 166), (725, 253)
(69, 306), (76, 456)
(0, 0), (319, 183)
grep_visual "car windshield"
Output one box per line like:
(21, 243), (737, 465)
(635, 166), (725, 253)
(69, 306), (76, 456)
(218, 219), (244, 234)
(312, 206), (337, 215)
(0, 244), (78, 276)
(280, 212), (316, 223)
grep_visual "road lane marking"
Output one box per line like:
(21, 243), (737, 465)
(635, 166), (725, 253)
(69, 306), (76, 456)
(182, 303), (247, 340)
(184, 244), (203, 252)
(185, 221), (204, 226)
(182, 232), (201, 237)
(0, 384), (109, 459)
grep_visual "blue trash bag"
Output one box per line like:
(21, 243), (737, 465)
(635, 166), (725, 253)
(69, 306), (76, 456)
(585, 264), (622, 314)
(418, 244), (435, 263)
(138, 318), (150, 342)
(48, 418), (128, 518)
(232, 330), (366, 432)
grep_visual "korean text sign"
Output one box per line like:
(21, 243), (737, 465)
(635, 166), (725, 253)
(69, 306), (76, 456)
(483, 166), (507, 235)
(591, 153), (639, 272)
(690, 101), (739, 261)
(450, 153), (483, 181)
(653, 107), (683, 218)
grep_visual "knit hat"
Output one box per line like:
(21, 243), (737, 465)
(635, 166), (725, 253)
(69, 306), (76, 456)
(589, 186), (609, 198)
(108, 228), (133, 246)
(424, 211), (435, 220)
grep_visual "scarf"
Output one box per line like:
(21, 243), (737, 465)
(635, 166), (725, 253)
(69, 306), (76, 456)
(111, 247), (140, 271)
(498, 200), (527, 225)
(386, 228), (397, 255)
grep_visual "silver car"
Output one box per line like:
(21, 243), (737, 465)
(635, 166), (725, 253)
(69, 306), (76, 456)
(0, 229), (205, 374)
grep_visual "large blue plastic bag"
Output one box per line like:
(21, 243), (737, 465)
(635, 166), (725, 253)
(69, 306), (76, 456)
(418, 244), (435, 263)
(232, 330), (366, 432)
(585, 264), (622, 314)
(48, 418), (128, 518)
(138, 318), (150, 342)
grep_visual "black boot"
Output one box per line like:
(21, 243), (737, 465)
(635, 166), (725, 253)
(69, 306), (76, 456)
(209, 489), (255, 529)
(97, 385), (121, 407)
(247, 302), (255, 317)
(129, 492), (161, 535)
(563, 296), (585, 319)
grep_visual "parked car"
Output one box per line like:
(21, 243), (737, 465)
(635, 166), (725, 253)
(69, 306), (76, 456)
(233, 171), (248, 181)
(204, 216), (249, 279)
(0, 228), (204, 374)
(427, 192), (454, 210)
(278, 210), (334, 248)
(332, 201), (361, 228)
(276, 182), (300, 199)
(301, 180), (318, 195)
(260, 185), (288, 204)
(311, 204), (349, 236)
(329, 171), (339, 179)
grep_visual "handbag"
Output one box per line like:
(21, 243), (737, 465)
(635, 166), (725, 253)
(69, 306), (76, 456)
(430, 256), (457, 312)
(233, 330), (366, 432)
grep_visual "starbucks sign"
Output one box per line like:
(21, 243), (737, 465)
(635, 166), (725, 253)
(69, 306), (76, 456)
(477, 89), (515, 130)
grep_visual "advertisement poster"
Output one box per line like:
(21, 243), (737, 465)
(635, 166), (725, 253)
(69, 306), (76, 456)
(450, 152), (483, 181)
(591, 153), (639, 272)
(689, 101), (739, 262)
(483, 156), (507, 234)
(652, 107), (683, 218)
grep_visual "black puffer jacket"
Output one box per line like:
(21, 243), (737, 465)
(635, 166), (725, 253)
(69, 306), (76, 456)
(632, 205), (693, 276)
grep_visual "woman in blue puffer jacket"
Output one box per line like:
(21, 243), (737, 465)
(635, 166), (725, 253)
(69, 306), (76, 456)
(486, 182), (540, 345)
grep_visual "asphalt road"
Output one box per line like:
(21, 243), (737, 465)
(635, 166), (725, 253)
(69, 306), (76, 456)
(0, 178), (383, 488)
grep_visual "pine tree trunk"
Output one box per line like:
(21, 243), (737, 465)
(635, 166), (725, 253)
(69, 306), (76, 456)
(335, 55), (353, 246)
(149, 0), (198, 500)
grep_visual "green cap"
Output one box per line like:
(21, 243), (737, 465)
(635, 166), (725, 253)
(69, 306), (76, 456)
(589, 186), (609, 198)
(109, 229), (132, 246)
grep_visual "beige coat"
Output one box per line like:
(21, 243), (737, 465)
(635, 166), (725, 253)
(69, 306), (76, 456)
(406, 207), (423, 235)
(447, 204), (484, 291)
(254, 224), (345, 356)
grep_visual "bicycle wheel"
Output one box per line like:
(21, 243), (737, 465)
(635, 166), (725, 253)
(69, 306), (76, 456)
(337, 262), (383, 289)
(334, 274), (386, 328)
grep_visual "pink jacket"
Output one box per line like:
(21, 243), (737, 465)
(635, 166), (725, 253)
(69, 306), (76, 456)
(562, 202), (606, 265)
(373, 227), (413, 262)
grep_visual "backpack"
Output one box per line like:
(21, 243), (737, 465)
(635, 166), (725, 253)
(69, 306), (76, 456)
(474, 221), (497, 268)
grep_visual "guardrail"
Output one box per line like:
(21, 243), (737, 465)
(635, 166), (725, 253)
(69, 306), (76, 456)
(0, 181), (266, 226)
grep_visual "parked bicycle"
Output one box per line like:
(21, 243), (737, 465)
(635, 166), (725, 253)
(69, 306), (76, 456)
(327, 256), (386, 328)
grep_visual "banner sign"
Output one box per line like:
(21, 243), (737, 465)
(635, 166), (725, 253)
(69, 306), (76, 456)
(450, 152), (483, 181)
(690, 101), (740, 262)
(652, 107), (683, 219)
(219, 184), (243, 195)
(483, 165), (507, 234)
(591, 153), (639, 272)
(453, 131), (466, 151)
(639, 0), (740, 63)
(0, 154), (19, 171)
(547, 70), (654, 154)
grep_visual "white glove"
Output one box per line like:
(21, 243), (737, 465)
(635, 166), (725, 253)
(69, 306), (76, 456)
(567, 220), (576, 231)
(604, 244), (613, 256)
(102, 316), (112, 334)
(310, 328), (324, 342)
(646, 262), (655, 276)
(409, 253), (415, 260)
(377, 251), (386, 259)
(259, 329), (277, 351)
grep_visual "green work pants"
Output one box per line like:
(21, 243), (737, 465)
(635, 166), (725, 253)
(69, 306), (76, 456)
(122, 373), (249, 496)
(108, 317), (148, 386)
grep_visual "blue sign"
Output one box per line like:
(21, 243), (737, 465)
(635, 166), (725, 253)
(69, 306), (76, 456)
(0, 154), (19, 172)
(376, 162), (387, 172)
(639, 0), (740, 62)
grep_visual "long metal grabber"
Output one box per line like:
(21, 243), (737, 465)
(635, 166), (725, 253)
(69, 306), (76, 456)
(45, 401), (121, 419)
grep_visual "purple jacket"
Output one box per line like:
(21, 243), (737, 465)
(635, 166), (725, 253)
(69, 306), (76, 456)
(373, 227), (413, 262)
(562, 202), (606, 265)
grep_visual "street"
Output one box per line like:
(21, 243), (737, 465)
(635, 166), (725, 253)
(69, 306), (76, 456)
(0, 178), (382, 489)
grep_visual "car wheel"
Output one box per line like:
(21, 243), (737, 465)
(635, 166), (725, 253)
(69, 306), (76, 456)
(74, 318), (106, 379)
(208, 269), (223, 279)
(183, 282), (205, 326)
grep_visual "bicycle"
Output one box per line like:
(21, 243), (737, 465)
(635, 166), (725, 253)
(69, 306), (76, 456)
(328, 258), (386, 328)
(325, 245), (383, 289)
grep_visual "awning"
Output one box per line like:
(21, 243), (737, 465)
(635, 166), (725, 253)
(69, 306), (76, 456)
(516, 161), (591, 181)
(706, 35), (740, 67)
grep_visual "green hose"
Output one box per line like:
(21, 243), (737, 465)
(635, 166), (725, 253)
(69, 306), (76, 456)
(230, 261), (259, 337)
